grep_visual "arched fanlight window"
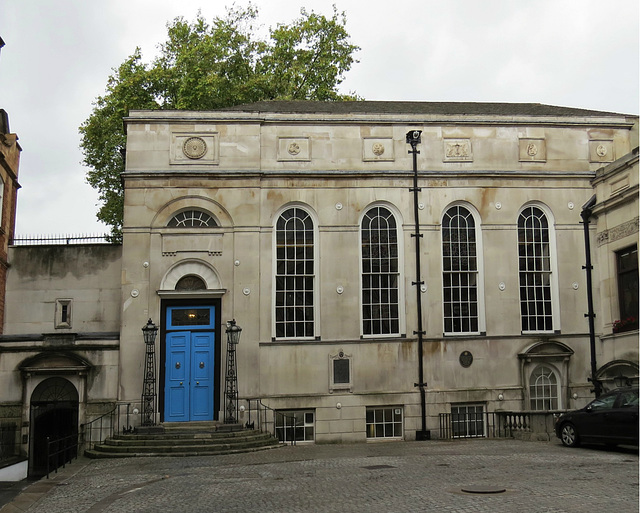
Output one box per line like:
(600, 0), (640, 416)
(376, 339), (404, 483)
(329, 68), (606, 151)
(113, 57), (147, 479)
(31, 377), (79, 403)
(175, 275), (207, 291)
(529, 365), (558, 410)
(168, 210), (216, 228)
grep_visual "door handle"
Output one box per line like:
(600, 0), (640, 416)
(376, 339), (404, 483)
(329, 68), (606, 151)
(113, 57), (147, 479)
(196, 381), (200, 385)
(179, 382), (183, 385)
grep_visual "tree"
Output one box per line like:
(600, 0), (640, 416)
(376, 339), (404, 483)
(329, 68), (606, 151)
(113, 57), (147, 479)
(80, 5), (360, 239)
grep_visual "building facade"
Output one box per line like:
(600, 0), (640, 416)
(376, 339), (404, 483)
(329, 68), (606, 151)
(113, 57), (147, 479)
(1, 101), (638, 472)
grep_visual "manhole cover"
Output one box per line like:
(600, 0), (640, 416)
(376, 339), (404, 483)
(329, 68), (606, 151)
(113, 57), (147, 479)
(362, 465), (396, 470)
(461, 486), (506, 495)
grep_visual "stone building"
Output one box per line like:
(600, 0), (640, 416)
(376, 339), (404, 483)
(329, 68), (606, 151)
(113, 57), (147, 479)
(0, 35), (22, 334)
(0, 101), (638, 474)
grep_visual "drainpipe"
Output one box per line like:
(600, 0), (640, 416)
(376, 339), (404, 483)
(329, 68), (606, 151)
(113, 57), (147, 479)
(581, 195), (601, 398)
(406, 130), (429, 440)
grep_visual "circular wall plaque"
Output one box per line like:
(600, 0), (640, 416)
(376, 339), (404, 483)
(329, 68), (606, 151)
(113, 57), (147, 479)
(182, 137), (207, 159)
(459, 351), (473, 368)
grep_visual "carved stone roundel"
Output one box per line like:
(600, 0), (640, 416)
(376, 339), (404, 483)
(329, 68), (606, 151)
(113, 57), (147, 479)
(183, 137), (207, 159)
(596, 144), (608, 157)
(288, 142), (301, 155)
(372, 142), (385, 156)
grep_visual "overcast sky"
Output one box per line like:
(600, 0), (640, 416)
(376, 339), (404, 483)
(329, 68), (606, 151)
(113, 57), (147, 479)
(1, 0), (638, 236)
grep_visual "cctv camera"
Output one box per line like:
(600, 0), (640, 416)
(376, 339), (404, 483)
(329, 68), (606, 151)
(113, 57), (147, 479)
(405, 130), (422, 144)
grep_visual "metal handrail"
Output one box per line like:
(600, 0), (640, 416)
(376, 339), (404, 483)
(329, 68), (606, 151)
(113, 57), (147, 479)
(46, 433), (78, 479)
(80, 402), (141, 452)
(244, 399), (298, 445)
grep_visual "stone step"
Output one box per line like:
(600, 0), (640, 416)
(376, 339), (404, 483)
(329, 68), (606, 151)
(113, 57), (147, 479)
(105, 433), (275, 447)
(85, 428), (280, 459)
(111, 430), (266, 442)
(85, 443), (280, 459)
(93, 439), (276, 454)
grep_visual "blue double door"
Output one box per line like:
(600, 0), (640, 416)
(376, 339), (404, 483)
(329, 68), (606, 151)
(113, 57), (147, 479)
(164, 306), (216, 422)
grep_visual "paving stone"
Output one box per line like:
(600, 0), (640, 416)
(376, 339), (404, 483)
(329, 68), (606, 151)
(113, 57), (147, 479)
(2, 440), (637, 513)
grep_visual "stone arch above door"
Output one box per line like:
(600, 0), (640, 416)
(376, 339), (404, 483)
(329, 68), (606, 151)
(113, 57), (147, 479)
(596, 360), (639, 392)
(159, 259), (225, 294)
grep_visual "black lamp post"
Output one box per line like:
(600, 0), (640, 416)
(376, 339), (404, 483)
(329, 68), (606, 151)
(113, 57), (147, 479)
(406, 130), (429, 441)
(141, 319), (158, 426)
(224, 320), (242, 424)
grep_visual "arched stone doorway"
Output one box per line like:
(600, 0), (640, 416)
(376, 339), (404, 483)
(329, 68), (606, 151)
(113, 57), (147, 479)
(29, 377), (79, 477)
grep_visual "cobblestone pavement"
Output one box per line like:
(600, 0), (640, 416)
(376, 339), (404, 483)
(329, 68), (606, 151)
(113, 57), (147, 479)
(4, 439), (639, 513)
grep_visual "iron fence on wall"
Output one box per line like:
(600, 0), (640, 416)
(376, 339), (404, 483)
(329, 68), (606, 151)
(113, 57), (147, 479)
(11, 234), (113, 245)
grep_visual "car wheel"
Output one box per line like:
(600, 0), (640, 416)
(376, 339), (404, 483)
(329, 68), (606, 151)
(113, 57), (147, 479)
(560, 423), (579, 447)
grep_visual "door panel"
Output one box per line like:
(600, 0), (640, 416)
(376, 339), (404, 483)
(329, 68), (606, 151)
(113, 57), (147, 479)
(166, 332), (191, 422)
(190, 333), (215, 420)
(165, 329), (215, 422)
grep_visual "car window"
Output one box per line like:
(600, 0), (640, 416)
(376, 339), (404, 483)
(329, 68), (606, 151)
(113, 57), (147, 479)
(617, 390), (639, 408)
(588, 394), (617, 411)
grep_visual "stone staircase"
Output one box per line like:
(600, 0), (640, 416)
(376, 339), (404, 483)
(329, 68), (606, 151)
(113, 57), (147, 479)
(85, 422), (281, 459)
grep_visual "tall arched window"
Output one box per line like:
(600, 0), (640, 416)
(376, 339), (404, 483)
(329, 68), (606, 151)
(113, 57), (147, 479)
(529, 365), (559, 410)
(442, 205), (480, 334)
(275, 207), (315, 338)
(361, 206), (400, 336)
(518, 206), (554, 332)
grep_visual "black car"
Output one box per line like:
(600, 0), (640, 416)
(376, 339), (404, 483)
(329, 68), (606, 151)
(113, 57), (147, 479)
(555, 386), (639, 448)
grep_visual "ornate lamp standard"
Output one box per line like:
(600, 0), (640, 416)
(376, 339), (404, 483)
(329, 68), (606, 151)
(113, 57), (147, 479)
(224, 320), (242, 423)
(141, 319), (158, 426)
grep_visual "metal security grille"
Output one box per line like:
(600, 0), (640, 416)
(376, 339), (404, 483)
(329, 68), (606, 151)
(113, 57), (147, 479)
(168, 210), (215, 227)
(275, 208), (315, 338)
(518, 206), (553, 332)
(442, 205), (478, 334)
(529, 365), (559, 410)
(361, 207), (400, 335)
(450, 404), (485, 438)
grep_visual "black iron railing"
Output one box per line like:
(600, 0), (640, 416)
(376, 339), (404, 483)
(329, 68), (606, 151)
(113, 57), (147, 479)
(46, 433), (78, 479)
(81, 402), (142, 452)
(11, 234), (112, 245)
(0, 422), (19, 464)
(244, 399), (298, 445)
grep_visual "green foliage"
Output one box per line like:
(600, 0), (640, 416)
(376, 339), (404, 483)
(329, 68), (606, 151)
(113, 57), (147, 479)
(80, 5), (360, 238)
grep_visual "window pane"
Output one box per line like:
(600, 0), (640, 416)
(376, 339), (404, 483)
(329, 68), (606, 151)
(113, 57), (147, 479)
(361, 207), (400, 336)
(518, 207), (553, 332)
(275, 208), (315, 338)
(442, 206), (479, 334)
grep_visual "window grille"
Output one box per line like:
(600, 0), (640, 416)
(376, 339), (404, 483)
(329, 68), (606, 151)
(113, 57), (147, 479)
(442, 205), (479, 334)
(518, 206), (553, 332)
(361, 207), (400, 336)
(450, 404), (485, 438)
(275, 207), (315, 338)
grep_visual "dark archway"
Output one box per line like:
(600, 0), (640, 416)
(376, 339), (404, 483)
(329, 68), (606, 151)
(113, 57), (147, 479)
(29, 377), (79, 477)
